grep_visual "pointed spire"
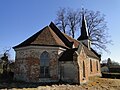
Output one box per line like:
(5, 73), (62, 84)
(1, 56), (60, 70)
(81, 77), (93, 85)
(77, 14), (91, 50)
(77, 14), (89, 40)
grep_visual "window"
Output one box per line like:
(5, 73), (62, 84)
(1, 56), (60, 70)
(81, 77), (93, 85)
(83, 61), (85, 77)
(40, 51), (50, 78)
(96, 61), (98, 71)
(90, 59), (92, 72)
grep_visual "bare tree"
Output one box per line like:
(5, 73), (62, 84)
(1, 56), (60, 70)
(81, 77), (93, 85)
(102, 58), (120, 66)
(0, 48), (11, 73)
(55, 8), (81, 38)
(83, 9), (112, 52)
(67, 8), (80, 38)
(55, 8), (68, 33)
(54, 8), (112, 53)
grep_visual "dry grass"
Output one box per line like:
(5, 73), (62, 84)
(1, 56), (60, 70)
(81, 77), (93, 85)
(0, 77), (120, 90)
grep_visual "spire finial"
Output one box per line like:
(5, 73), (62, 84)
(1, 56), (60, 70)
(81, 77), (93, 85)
(81, 0), (85, 15)
(81, 5), (84, 11)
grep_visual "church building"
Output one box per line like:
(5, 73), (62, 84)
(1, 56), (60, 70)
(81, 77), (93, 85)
(13, 16), (101, 84)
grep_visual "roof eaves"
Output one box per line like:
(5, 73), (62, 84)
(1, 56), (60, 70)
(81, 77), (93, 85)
(13, 26), (48, 49)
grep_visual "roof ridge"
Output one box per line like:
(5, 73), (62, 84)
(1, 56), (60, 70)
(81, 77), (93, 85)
(49, 22), (73, 48)
(62, 32), (79, 42)
(47, 26), (68, 48)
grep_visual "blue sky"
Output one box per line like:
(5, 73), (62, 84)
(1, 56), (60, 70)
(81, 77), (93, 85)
(0, 0), (120, 63)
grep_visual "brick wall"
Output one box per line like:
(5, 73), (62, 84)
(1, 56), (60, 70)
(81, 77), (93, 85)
(77, 47), (101, 84)
(88, 58), (101, 77)
(14, 45), (101, 83)
(14, 46), (65, 82)
(59, 61), (79, 83)
(78, 48), (88, 84)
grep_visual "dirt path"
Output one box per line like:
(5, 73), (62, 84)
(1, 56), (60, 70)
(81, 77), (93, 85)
(0, 77), (120, 90)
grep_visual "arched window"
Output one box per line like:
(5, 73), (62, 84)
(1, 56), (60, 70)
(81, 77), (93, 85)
(40, 51), (50, 78)
(83, 61), (85, 77)
(90, 59), (92, 72)
(96, 61), (98, 71)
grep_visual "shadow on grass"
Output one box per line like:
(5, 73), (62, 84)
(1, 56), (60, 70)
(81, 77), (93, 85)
(0, 81), (79, 89)
(0, 76), (78, 89)
(0, 73), (46, 89)
(0, 81), (52, 89)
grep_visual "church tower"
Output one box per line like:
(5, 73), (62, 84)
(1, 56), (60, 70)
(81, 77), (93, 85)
(77, 15), (91, 50)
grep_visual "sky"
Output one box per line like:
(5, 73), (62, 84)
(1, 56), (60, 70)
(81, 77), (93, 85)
(0, 0), (120, 63)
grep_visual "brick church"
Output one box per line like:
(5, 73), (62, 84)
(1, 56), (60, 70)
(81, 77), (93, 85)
(13, 16), (101, 84)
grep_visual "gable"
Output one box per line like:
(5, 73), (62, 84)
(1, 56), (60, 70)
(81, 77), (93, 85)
(59, 48), (78, 61)
(83, 44), (100, 59)
(79, 45), (87, 60)
(77, 43), (100, 60)
(31, 26), (67, 48)
(13, 25), (69, 49)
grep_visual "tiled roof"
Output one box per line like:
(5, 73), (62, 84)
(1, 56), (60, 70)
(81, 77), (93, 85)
(31, 26), (68, 48)
(59, 43), (100, 61)
(14, 22), (79, 49)
(63, 33), (80, 48)
(83, 44), (100, 59)
(13, 22), (100, 60)
(59, 48), (78, 61)
(49, 22), (73, 48)
(13, 26), (68, 49)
